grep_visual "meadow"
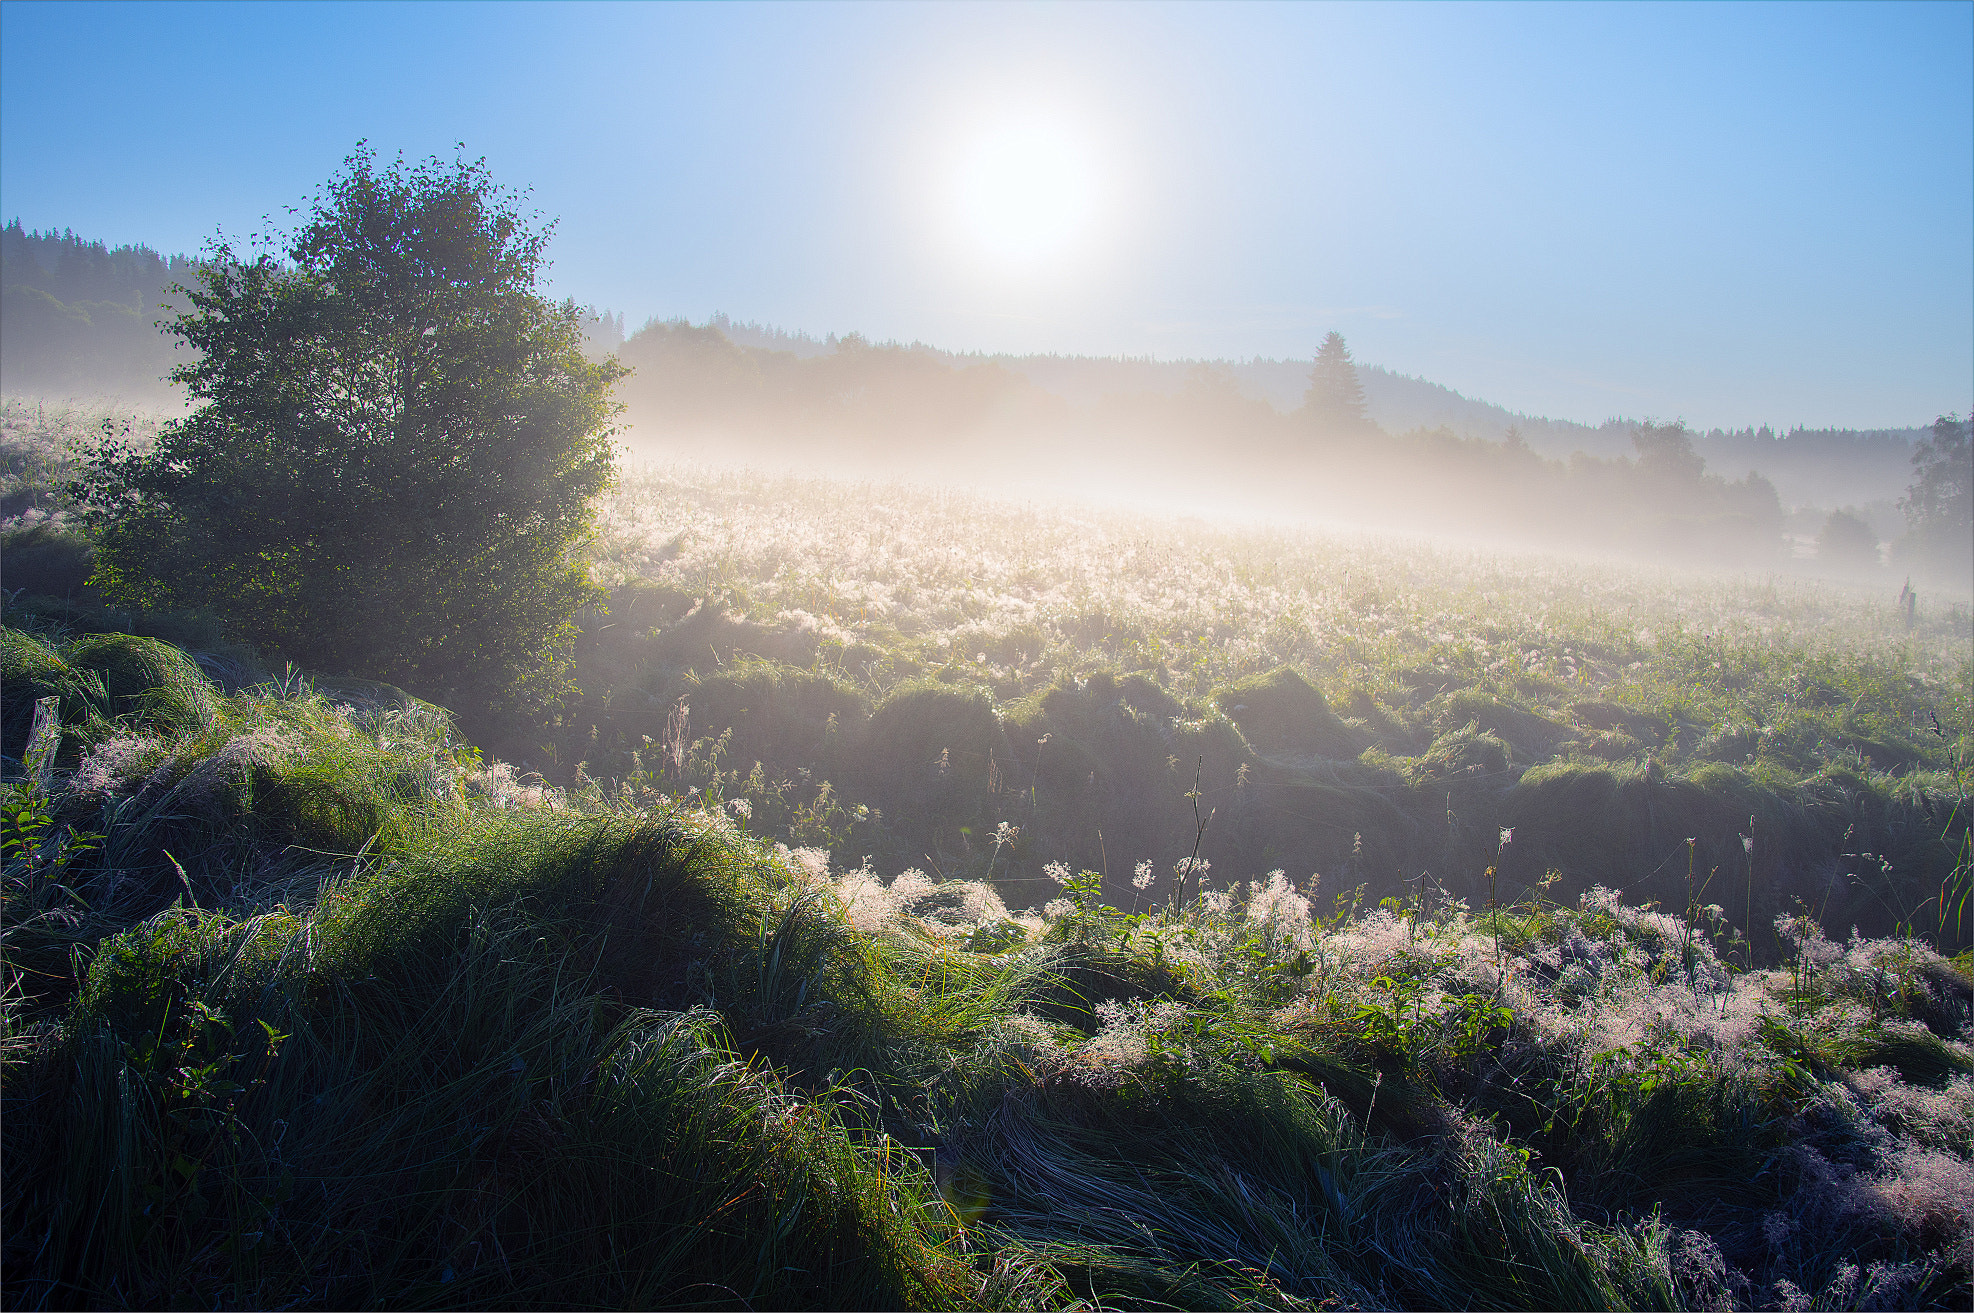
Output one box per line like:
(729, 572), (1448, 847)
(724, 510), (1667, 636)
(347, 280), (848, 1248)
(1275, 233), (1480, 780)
(3, 403), (1972, 1309)
(545, 460), (1972, 953)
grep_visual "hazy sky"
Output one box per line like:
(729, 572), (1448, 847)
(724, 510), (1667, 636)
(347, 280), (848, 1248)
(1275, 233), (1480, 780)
(3, 1), (1969, 431)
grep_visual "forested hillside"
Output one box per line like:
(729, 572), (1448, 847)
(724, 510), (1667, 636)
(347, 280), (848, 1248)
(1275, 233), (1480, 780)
(612, 318), (1793, 567)
(0, 223), (194, 406)
(705, 312), (1931, 506)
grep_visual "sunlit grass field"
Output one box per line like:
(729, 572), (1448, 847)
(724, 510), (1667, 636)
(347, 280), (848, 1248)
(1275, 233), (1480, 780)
(541, 460), (1973, 948)
(4, 414), (1971, 1309)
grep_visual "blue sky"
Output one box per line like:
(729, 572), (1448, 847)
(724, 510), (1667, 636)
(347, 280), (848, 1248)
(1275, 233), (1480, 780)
(2, 0), (1968, 430)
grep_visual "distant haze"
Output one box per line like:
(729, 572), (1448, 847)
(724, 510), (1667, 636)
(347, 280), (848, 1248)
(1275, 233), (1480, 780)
(692, 312), (1936, 510)
(0, 216), (1946, 538)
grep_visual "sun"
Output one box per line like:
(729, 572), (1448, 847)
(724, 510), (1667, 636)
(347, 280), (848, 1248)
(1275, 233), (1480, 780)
(952, 119), (1100, 266)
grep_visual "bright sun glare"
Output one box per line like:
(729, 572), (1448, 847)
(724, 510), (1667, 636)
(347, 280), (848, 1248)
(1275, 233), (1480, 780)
(953, 120), (1099, 266)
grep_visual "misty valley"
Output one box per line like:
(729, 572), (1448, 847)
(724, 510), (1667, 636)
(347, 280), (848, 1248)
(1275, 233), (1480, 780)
(3, 164), (1971, 1310)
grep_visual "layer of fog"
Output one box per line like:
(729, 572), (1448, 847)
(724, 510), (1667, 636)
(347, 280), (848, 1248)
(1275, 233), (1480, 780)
(688, 313), (1931, 509)
(604, 319), (1962, 592)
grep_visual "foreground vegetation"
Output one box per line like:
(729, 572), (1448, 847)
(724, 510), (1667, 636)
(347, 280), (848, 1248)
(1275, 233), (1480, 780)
(3, 616), (1970, 1309)
(6, 392), (1972, 1307)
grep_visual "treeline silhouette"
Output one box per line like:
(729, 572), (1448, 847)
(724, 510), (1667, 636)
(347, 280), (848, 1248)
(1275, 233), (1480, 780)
(0, 222), (195, 405)
(705, 313), (1930, 507)
(617, 318), (1788, 564)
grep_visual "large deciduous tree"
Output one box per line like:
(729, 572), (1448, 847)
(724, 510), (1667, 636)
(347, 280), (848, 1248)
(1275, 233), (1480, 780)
(74, 147), (627, 718)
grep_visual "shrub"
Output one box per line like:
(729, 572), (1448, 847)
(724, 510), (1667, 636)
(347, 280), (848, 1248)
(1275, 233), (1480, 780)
(69, 148), (626, 722)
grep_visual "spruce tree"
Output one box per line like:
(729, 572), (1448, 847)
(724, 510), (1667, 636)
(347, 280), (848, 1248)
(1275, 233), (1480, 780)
(1304, 331), (1370, 431)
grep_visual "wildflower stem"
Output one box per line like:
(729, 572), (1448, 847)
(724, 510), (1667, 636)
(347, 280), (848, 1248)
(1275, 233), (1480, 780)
(1176, 757), (1211, 911)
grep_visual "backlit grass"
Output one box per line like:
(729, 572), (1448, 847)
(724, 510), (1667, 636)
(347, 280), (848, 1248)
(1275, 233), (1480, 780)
(5, 628), (1970, 1309)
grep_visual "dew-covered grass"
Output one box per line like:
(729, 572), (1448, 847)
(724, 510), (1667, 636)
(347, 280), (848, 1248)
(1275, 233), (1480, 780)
(5, 622), (1971, 1309)
(542, 461), (1974, 955)
(4, 412), (1971, 1308)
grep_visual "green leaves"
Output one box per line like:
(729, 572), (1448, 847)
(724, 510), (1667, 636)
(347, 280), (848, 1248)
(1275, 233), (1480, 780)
(72, 146), (627, 722)
(0, 778), (54, 864)
(1351, 972), (1426, 1064)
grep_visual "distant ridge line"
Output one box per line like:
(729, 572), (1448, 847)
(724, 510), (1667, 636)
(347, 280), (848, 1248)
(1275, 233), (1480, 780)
(677, 310), (1930, 456)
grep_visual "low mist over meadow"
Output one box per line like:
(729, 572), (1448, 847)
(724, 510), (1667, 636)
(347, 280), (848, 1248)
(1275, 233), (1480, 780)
(3, 4), (1972, 1311)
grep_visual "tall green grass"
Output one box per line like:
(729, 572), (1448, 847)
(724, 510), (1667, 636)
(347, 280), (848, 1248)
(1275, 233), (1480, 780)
(5, 608), (1971, 1308)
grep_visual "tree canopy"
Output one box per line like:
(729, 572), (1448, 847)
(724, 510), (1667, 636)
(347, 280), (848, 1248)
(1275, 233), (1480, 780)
(73, 146), (627, 718)
(1815, 509), (1881, 574)
(1895, 413), (1971, 585)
